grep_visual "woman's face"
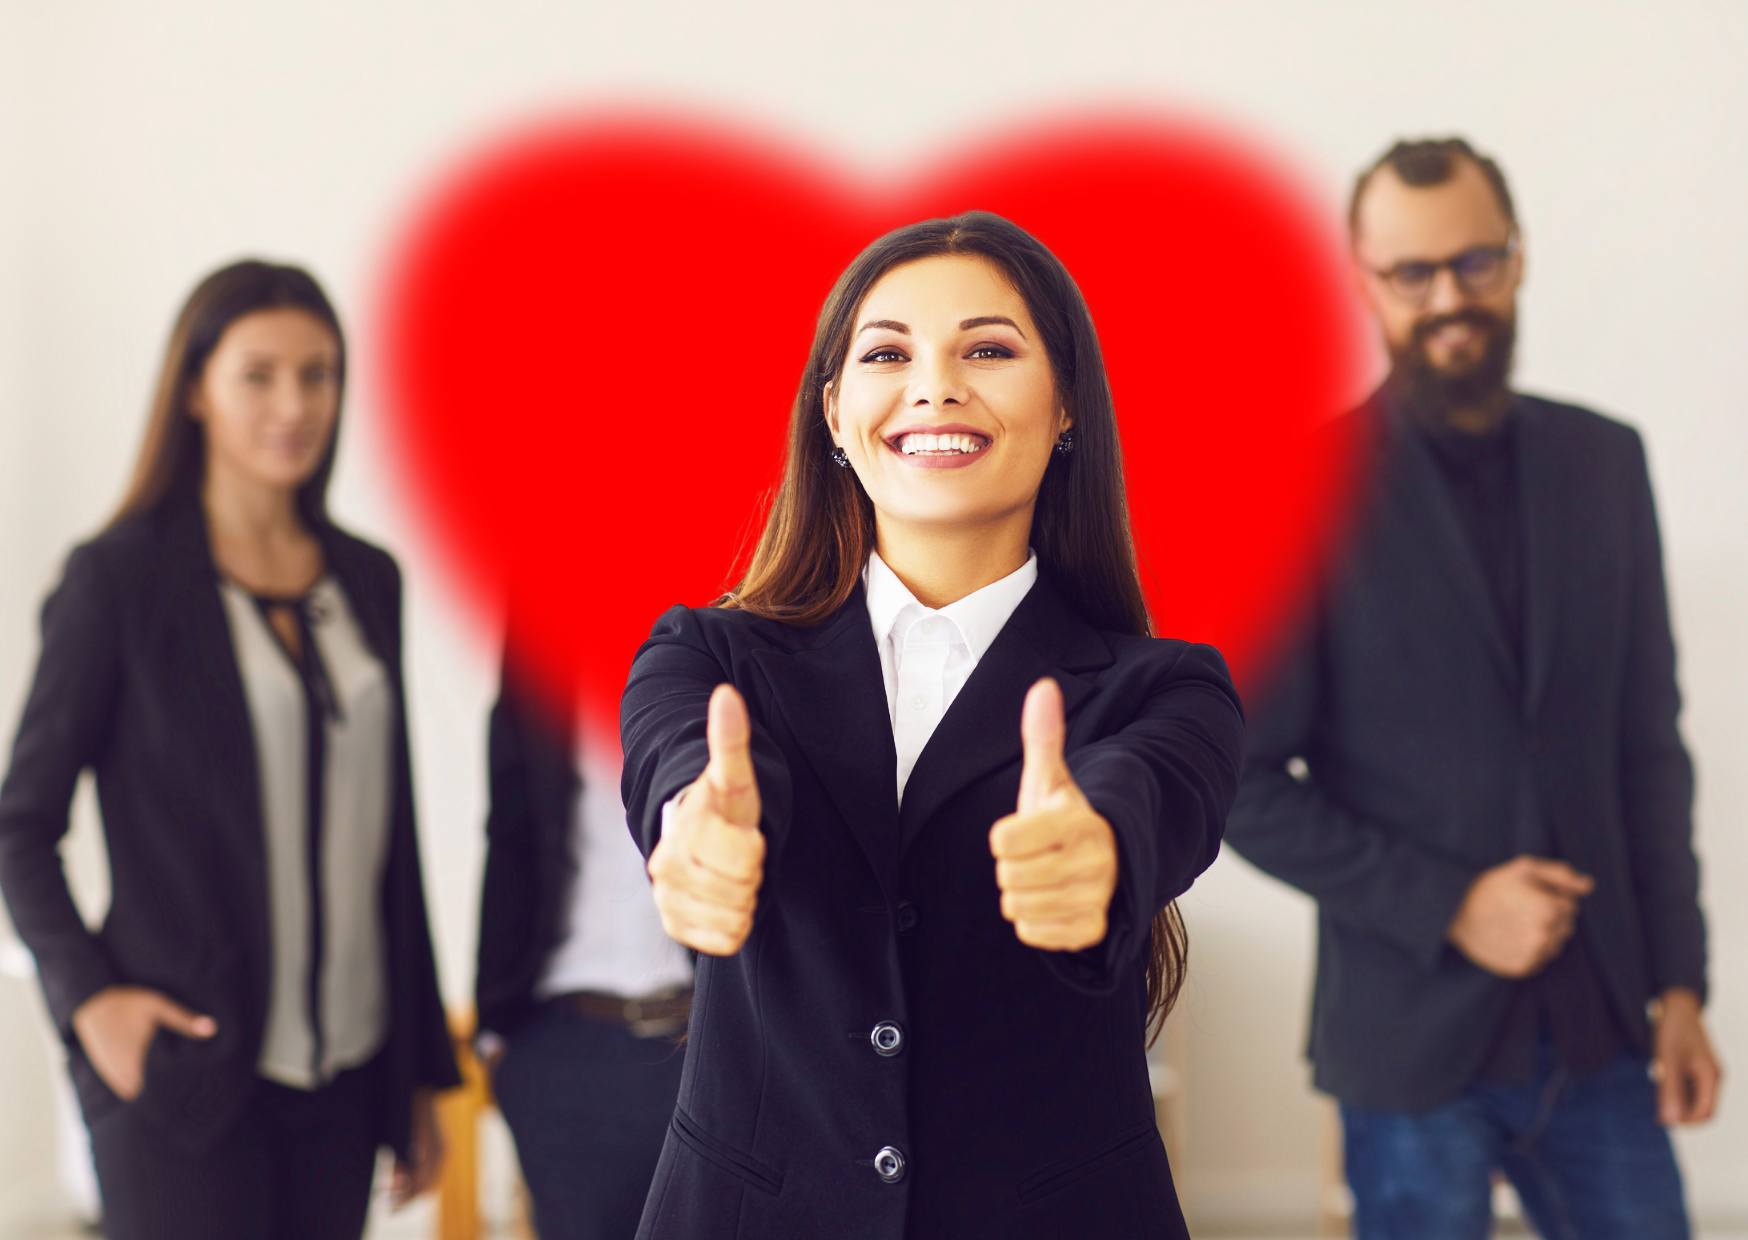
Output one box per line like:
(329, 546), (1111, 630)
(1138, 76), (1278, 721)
(189, 307), (341, 494)
(827, 253), (1069, 534)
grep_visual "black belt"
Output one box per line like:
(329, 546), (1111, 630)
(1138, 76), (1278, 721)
(556, 987), (692, 1037)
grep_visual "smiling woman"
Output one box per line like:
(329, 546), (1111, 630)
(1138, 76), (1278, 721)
(619, 211), (1246, 1239)
(0, 260), (460, 1238)
(830, 258), (1064, 510)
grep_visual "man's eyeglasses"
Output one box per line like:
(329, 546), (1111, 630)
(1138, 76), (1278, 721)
(1366, 239), (1519, 304)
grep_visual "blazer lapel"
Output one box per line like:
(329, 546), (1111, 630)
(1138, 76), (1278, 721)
(315, 525), (395, 670)
(1381, 404), (1520, 696)
(154, 501), (267, 875)
(751, 582), (902, 898)
(897, 573), (1110, 854)
(1515, 401), (1559, 719)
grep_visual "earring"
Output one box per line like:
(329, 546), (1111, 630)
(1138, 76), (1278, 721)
(1054, 429), (1075, 456)
(830, 446), (851, 469)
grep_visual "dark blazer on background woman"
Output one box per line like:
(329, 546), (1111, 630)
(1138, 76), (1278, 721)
(620, 567), (1244, 1240)
(0, 496), (459, 1157)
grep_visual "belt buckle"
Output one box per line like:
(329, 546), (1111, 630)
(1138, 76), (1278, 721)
(624, 992), (686, 1038)
(628, 1016), (680, 1037)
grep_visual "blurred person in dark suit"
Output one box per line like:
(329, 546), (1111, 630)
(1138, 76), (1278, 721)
(1226, 136), (1721, 1239)
(473, 646), (690, 1239)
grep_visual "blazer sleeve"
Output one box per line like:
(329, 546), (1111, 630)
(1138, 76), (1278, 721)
(1045, 641), (1245, 996)
(1616, 431), (1706, 1002)
(1224, 621), (1477, 970)
(0, 542), (123, 1040)
(621, 606), (794, 895)
(473, 650), (543, 1039)
(381, 554), (462, 1091)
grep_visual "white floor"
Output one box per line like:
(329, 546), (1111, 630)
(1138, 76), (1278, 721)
(11, 1221), (1748, 1239)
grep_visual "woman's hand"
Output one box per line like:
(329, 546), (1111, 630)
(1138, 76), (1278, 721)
(71, 986), (217, 1101)
(990, 678), (1118, 951)
(647, 684), (767, 956)
(389, 1087), (445, 1208)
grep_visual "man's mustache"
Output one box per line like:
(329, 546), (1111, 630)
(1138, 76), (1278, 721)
(1411, 307), (1508, 347)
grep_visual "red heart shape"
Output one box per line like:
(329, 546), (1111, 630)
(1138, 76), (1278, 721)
(375, 109), (1367, 740)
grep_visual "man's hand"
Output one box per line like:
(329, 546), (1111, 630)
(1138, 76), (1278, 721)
(1652, 987), (1723, 1126)
(1446, 855), (1593, 977)
(72, 986), (217, 1101)
(647, 683), (766, 956)
(989, 678), (1118, 952)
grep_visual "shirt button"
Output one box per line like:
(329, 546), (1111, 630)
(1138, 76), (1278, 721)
(869, 1021), (904, 1057)
(896, 901), (919, 933)
(910, 694), (927, 710)
(874, 1145), (907, 1184)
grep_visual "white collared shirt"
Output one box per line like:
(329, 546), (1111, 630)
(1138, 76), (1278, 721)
(657, 548), (1038, 828)
(861, 549), (1038, 804)
(535, 725), (696, 1001)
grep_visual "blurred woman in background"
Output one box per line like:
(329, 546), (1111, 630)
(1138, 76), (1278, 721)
(0, 260), (459, 1238)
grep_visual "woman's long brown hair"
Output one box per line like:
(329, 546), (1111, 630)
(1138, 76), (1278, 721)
(110, 260), (346, 528)
(720, 210), (1187, 1043)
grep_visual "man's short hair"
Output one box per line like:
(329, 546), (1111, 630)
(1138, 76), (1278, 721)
(1348, 137), (1517, 237)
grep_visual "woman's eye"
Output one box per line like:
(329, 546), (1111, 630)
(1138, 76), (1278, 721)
(860, 348), (907, 364)
(243, 371), (272, 386)
(301, 366), (334, 385)
(968, 344), (1014, 360)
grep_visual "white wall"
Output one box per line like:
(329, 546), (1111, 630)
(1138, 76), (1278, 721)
(2, 2), (1744, 1232)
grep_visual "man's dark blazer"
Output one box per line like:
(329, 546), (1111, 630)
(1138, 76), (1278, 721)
(1225, 391), (1706, 1112)
(0, 497), (460, 1156)
(473, 654), (581, 1041)
(619, 568), (1244, 1240)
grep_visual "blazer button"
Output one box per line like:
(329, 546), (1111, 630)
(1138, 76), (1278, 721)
(895, 901), (919, 933)
(874, 1145), (907, 1183)
(869, 1021), (904, 1057)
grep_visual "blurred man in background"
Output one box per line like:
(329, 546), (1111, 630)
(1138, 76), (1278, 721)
(1227, 136), (1721, 1238)
(474, 645), (691, 1239)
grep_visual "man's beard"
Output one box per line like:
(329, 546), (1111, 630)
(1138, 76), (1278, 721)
(1386, 307), (1517, 421)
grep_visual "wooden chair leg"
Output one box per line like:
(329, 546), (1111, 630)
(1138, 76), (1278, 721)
(436, 1012), (490, 1240)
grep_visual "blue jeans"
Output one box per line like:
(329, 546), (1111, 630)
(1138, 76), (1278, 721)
(1340, 1037), (1689, 1239)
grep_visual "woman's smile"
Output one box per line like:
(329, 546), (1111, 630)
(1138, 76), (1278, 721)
(882, 423), (994, 470)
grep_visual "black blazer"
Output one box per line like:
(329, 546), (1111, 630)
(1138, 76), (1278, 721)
(0, 498), (460, 1156)
(473, 651), (581, 1040)
(1225, 392), (1706, 1111)
(620, 569), (1244, 1240)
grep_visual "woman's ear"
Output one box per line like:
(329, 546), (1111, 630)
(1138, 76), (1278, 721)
(823, 381), (841, 445)
(1058, 405), (1074, 434)
(185, 381), (207, 422)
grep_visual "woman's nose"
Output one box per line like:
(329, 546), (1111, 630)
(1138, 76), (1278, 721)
(273, 378), (317, 421)
(908, 354), (969, 408)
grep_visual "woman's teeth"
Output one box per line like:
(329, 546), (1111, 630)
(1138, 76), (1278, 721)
(897, 432), (987, 456)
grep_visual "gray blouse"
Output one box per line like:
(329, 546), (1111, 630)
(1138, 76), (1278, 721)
(218, 574), (393, 1089)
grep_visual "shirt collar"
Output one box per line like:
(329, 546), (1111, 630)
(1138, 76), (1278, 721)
(862, 548), (1039, 661)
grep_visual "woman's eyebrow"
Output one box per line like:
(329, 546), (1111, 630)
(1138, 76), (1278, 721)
(855, 315), (1028, 338)
(958, 315), (1026, 338)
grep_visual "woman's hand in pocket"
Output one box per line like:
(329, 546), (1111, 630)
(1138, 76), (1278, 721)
(71, 986), (217, 1101)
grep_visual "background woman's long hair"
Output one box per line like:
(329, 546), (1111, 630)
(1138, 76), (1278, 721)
(110, 259), (346, 529)
(721, 210), (1187, 1043)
